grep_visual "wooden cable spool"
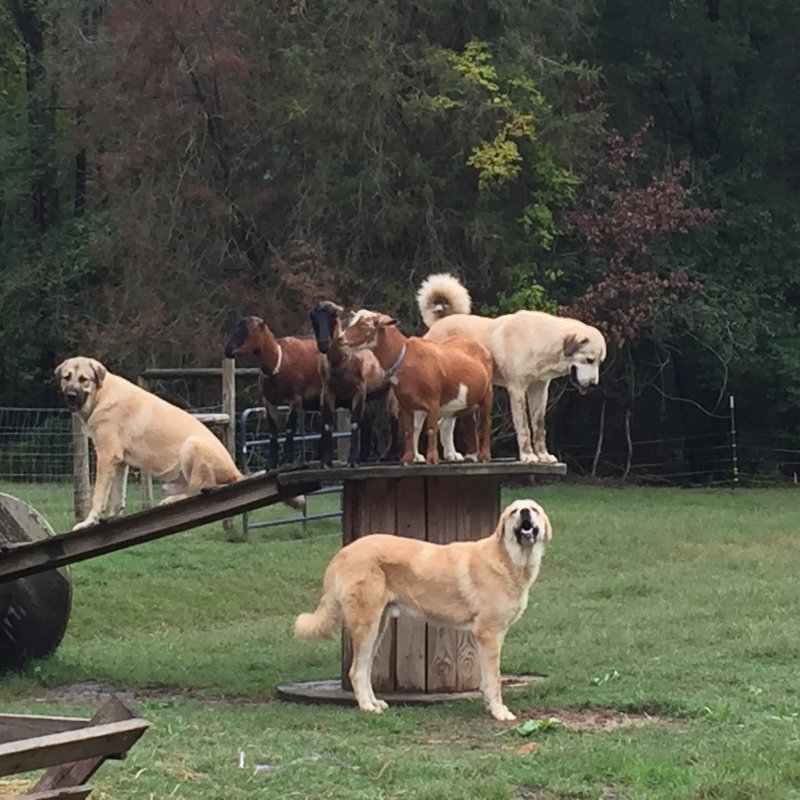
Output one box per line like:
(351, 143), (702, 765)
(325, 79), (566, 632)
(0, 493), (72, 672)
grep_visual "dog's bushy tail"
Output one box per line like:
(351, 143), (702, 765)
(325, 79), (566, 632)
(294, 590), (341, 640)
(416, 273), (472, 329)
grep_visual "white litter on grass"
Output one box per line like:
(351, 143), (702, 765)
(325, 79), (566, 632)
(237, 752), (359, 774)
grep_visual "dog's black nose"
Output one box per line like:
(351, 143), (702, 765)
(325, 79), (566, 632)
(65, 391), (79, 402)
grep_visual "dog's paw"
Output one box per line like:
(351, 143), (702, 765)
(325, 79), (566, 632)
(413, 453), (427, 464)
(444, 452), (465, 462)
(358, 701), (386, 714)
(519, 452), (539, 464)
(158, 494), (188, 506)
(538, 452), (558, 464)
(71, 518), (97, 531)
(373, 698), (389, 711)
(491, 706), (517, 722)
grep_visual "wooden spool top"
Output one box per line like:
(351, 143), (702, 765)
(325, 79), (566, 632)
(278, 458), (567, 486)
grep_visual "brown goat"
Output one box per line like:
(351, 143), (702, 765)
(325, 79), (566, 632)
(224, 316), (321, 468)
(309, 301), (398, 466)
(340, 310), (493, 465)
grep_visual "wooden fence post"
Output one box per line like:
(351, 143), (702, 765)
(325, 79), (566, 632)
(221, 358), (242, 542)
(221, 358), (236, 459)
(71, 416), (90, 525)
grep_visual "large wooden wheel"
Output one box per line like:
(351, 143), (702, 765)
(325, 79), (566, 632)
(0, 493), (72, 672)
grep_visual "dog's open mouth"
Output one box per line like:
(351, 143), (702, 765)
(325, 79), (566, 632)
(516, 520), (537, 544)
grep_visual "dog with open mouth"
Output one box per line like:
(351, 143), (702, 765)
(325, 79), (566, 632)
(295, 498), (552, 720)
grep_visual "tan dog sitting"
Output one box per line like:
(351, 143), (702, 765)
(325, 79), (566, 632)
(55, 356), (243, 530)
(295, 498), (552, 720)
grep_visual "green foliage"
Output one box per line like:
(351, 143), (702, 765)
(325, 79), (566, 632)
(0, 0), (797, 452)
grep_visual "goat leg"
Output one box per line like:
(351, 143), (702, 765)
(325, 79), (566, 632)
(348, 395), (366, 467)
(284, 406), (299, 464)
(266, 403), (280, 470)
(359, 407), (374, 463)
(320, 393), (335, 467)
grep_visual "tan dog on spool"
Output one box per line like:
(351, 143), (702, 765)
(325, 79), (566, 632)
(295, 498), (552, 720)
(417, 273), (607, 464)
(55, 356), (243, 531)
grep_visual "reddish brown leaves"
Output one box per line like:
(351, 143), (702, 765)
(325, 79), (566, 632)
(563, 120), (718, 347)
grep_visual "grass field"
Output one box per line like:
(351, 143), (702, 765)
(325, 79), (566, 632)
(2, 484), (800, 799)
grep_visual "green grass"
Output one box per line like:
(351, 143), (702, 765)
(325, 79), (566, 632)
(3, 485), (800, 799)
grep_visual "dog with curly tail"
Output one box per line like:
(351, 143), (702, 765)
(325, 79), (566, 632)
(417, 273), (606, 464)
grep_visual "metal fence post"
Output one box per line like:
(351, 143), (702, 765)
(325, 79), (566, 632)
(729, 394), (739, 488)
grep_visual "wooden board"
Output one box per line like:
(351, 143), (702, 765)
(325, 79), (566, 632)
(340, 479), (398, 692)
(277, 674), (545, 706)
(0, 716), (88, 747)
(0, 470), (320, 585)
(394, 477), (427, 692)
(0, 719), (148, 778)
(32, 696), (143, 793)
(17, 784), (92, 799)
(279, 459), (567, 486)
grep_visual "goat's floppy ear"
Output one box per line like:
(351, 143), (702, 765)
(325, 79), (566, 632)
(564, 333), (590, 357)
(377, 314), (399, 328)
(89, 359), (107, 388)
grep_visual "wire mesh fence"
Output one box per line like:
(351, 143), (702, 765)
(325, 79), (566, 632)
(0, 407), (77, 532)
(0, 403), (796, 535)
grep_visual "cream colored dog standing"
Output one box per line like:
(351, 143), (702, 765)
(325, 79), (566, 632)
(55, 356), (242, 530)
(417, 273), (607, 464)
(295, 498), (552, 721)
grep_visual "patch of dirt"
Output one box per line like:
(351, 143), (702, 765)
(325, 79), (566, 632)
(516, 706), (682, 733)
(517, 785), (627, 800)
(29, 681), (275, 708)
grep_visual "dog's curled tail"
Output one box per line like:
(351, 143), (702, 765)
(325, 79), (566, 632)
(416, 273), (472, 329)
(294, 591), (341, 640)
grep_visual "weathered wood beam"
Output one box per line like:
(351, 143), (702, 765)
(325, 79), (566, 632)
(33, 696), (141, 792)
(0, 716), (88, 747)
(0, 719), (149, 777)
(0, 471), (320, 584)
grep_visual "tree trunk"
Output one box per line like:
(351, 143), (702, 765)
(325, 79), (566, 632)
(591, 399), (606, 478)
(622, 407), (633, 481)
(8, 0), (59, 231)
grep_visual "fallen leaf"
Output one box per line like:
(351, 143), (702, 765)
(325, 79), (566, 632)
(372, 761), (390, 780)
(517, 741), (541, 756)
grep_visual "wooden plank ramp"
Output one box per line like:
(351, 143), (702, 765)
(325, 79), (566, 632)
(0, 469), (320, 585)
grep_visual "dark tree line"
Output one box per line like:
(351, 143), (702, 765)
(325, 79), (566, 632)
(1, 0), (798, 479)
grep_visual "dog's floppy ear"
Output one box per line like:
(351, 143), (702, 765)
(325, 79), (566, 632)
(53, 360), (67, 384)
(494, 505), (511, 539)
(89, 359), (107, 388)
(563, 333), (590, 357)
(538, 506), (553, 542)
